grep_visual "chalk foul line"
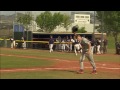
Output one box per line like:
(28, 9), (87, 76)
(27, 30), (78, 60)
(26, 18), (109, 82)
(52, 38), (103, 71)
(0, 66), (120, 72)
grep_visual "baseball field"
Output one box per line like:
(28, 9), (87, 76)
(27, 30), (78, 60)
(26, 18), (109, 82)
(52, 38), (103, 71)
(0, 35), (120, 79)
(0, 47), (120, 79)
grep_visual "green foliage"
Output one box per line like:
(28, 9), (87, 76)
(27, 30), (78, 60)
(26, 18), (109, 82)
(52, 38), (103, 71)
(62, 14), (71, 31)
(17, 12), (33, 30)
(96, 11), (120, 42)
(77, 27), (87, 33)
(36, 11), (64, 33)
(52, 12), (64, 27)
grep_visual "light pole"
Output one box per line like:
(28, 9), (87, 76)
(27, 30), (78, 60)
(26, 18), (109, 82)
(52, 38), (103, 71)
(13, 11), (17, 39)
(0, 11), (1, 23)
(101, 11), (104, 54)
(93, 11), (95, 41)
(0, 11), (1, 30)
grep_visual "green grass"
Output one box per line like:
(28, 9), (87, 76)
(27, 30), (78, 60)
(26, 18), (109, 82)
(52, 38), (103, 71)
(1, 70), (120, 79)
(1, 56), (54, 69)
(1, 48), (120, 62)
(0, 48), (81, 60)
(0, 48), (120, 79)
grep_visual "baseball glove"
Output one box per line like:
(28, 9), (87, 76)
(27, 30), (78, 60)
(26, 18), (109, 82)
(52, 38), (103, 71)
(72, 26), (78, 33)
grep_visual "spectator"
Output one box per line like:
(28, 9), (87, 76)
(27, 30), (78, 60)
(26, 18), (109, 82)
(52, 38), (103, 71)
(116, 42), (120, 55)
(103, 38), (108, 54)
(90, 39), (95, 54)
(96, 39), (101, 54)
(69, 35), (75, 52)
(94, 39), (97, 54)
(118, 42), (120, 55)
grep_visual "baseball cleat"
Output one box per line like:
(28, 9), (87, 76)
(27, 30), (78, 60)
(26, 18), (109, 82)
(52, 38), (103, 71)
(75, 53), (77, 56)
(76, 69), (84, 74)
(91, 70), (97, 74)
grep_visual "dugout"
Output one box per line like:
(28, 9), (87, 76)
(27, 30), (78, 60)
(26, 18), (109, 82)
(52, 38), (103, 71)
(32, 32), (94, 49)
(32, 32), (106, 49)
(13, 24), (33, 48)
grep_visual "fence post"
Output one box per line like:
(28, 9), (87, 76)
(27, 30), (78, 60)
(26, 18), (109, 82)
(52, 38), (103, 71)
(4, 39), (7, 48)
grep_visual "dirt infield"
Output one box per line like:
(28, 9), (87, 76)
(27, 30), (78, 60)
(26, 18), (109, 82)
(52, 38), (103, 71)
(0, 53), (120, 74)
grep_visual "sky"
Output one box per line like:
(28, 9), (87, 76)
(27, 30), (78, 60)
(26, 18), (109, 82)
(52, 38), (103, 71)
(0, 11), (94, 16)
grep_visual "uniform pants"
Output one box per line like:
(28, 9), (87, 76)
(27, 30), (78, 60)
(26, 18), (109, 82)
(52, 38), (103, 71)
(61, 44), (65, 51)
(69, 44), (72, 51)
(97, 45), (101, 54)
(22, 42), (26, 49)
(74, 44), (80, 55)
(91, 46), (94, 54)
(103, 45), (107, 53)
(80, 50), (96, 70)
(11, 41), (15, 48)
(49, 44), (53, 52)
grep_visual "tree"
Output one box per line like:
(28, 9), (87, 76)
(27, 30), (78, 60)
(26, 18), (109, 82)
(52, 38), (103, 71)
(96, 11), (120, 42)
(52, 12), (64, 28)
(62, 14), (71, 32)
(17, 12), (33, 30)
(77, 27), (87, 33)
(36, 11), (64, 33)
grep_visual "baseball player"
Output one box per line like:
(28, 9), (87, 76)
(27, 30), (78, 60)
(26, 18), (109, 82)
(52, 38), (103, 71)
(21, 36), (26, 49)
(61, 37), (66, 52)
(73, 35), (82, 56)
(65, 36), (70, 52)
(49, 35), (54, 53)
(90, 39), (95, 54)
(72, 25), (82, 55)
(69, 35), (75, 52)
(10, 37), (15, 49)
(96, 39), (101, 54)
(77, 35), (97, 74)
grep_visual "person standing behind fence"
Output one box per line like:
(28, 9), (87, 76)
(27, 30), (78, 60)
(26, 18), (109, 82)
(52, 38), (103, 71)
(90, 39), (95, 54)
(21, 36), (26, 49)
(103, 38), (108, 54)
(55, 36), (59, 51)
(69, 35), (75, 52)
(65, 36), (70, 52)
(49, 35), (54, 53)
(116, 42), (120, 55)
(96, 39), (101, 54)
(118, 42), (120, 55)
(61, 37), (66, 52)
(10, 37), (15, 49)
(58, 36), (62, 50)
(74, 35), (82, 56)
